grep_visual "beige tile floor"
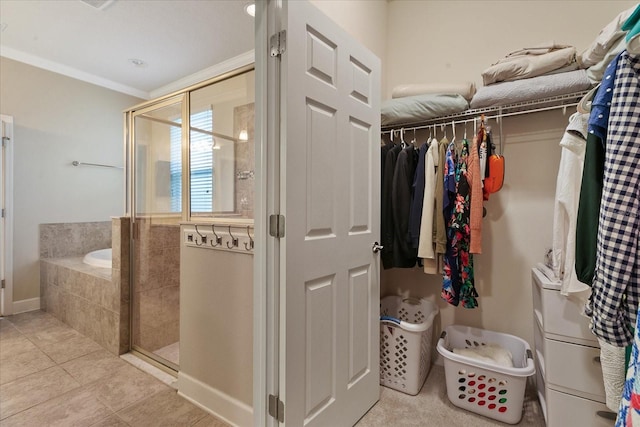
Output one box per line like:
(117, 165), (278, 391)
(0, 310), (229, 427)
(2, 310), (546, 426)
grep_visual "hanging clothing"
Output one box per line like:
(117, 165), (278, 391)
(599, 337), (627, 412)
(586, 51), (640, 347)
(442, 139), (478, 308)
(381, 143), (402, 269)
(483, 132), (495, 201)
(417, 138), (438, 261)
(616, 308), (640, 426)
(576, 54), (621, 285)
(551, 111), (590, 295)
(433, 137), (449, 256)
(409, 141), (430, 249)
(478, 129), (488, 186)
(468, 136), (483, 254)
(391, 145), (419, 268)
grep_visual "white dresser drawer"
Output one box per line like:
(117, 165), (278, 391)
(532, 268), (597, 346)
(535, 359), (548, 425)
(546, 388), (615, 427)
(533, 319), (546, 378)
(545, 337), (605, 402)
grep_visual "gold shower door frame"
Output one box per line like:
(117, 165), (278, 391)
(128, 93), (186, 372)
(125, 64), (255, 372)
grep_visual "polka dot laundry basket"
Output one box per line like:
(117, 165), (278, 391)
(380, 296), (438, 395)
(437, 325), (535, 424)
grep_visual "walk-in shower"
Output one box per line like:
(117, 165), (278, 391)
(125, 67), (255, 370)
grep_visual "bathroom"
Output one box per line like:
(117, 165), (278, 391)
(2, 1), (636, 426)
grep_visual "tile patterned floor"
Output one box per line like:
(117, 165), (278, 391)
(2, 310), (546, 426)
(0, 311), (230, 427)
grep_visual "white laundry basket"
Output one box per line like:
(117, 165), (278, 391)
(437, 325), (536, 424)
(380, 296), (438, 395)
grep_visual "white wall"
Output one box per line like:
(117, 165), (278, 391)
(386, 0), (637, 98)
(0, 57), (142, 302)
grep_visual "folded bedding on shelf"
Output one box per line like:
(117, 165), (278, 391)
(391, 82), (477, 101)
(381, 93), (469, 126)
(470, 69), (593, 109)
(579, 5), (636, 68)
(587, 37), (626, 83)
(482, 42), (577, 86)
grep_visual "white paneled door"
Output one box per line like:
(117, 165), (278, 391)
(276, 1), (381, 425)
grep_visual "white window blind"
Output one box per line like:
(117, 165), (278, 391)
(170, 109), (214, 213)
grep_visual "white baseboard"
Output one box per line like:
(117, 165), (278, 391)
(178, 372), (253, 427)
(13, 297), (41, 314)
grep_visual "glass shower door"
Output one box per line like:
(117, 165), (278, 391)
(130, 95), (185, 370)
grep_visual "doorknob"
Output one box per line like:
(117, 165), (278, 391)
(372, 242), (384, 253)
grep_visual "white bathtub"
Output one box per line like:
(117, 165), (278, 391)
(83, 248), (112, 269)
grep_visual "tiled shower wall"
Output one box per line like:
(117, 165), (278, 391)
(132, 218), (180, 352)
(40, 219), (130, 355)
(234, 102), (255, 219)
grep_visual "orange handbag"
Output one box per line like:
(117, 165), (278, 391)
(484, 154), (505, 194)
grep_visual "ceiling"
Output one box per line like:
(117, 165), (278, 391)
(0, 0), (255, 99)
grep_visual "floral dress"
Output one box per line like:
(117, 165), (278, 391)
(616, 310), (640, 426)
(442, 139), (478, 308)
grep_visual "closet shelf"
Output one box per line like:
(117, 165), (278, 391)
(381, 90), (590, 132)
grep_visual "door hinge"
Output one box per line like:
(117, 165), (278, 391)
(1, 136), (9, 147)
(1, 279), (5, 289)
(268, 394), (284, 423)
(269, 214), (285, 238)
(270, 30), (286, 57)
(1, 209), (4, 218)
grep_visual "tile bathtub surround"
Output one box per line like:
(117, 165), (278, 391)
(0, 312), (230, 426)
(39, 221), (112, 259)
(40, 217), (131, 356)
(41, 258), (121, 355)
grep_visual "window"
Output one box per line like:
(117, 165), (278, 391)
(169, 109), (214, 212)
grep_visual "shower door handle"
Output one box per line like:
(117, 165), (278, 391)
(372, 242), (384, 254)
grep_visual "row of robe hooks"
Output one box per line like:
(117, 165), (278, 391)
(193, 224), (254, 251)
